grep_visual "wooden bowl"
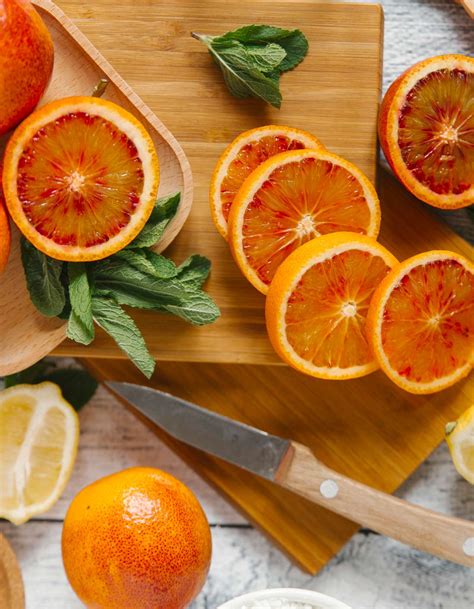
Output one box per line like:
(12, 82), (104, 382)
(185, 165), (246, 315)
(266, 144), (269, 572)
(0, 533), (25, 609)
(0, 0), (192, 376)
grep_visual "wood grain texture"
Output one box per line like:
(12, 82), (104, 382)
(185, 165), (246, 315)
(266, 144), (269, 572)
(0, 0), (193, 376)
(458, 0), (474, 18)
(0, 533), (25, 609)
(47, 0), (384, 363)
(82, 357), (473, 574)
(277, 442), (474, 567)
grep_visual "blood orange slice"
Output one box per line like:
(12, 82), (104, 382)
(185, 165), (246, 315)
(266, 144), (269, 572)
(366, 251), (474, 394)
(379, 54), (474, 209)
(0, 191), (10, 273)
(210, 125), (324, 238)
(2, 96), (159, 261)
(266, 233), (398, 379)
(228, 149), (381, 294)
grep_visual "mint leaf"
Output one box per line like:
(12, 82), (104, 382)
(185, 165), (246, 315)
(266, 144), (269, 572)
(217, 24), (297, 44)
(21, 238), (65, 317)
(67, 263), (94, 344)
(42, 368), (98, 411)
(115, 249), (177, 279)
(207, 38), (282, 107)
(92, 296), (155, 378)
(4, 359), (51, 388)
(275, 31), (309, 72)
(246, 43), (286, 72)
(177, 255), (211, 290)
(131, 192), (180, 248)
(4, 360), (98, 411)
(161, 292), (220, 326)
(93, 258), (186, 307)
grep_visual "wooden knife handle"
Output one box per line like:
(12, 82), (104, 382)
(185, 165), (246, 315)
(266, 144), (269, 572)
(276, 442), (474, 567)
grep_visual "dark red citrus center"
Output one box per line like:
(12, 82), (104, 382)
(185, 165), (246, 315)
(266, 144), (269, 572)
(381, 259), (474, 383)
(242, 157), (373, 286)
(220, 134), (305, 221)
(398, 68), (474, 195)
(17, 112), (145, 247)
(286, 250), (391, 368)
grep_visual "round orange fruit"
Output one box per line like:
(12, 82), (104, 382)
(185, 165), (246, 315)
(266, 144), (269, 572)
(228, 149), (381, 294)
(0, 189), (10, 273)
(210, 125), (324, 238)
(366, 250), (474, 394)
(266, 232), (398, 379)
(62, 467), (212, 609)
(379, 54), (474, 209)
(2, 96), (159, 261)
(0, 0), (54, 135)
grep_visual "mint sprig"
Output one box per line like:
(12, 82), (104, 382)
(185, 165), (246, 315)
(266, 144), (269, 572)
(193, 25), (309, 108)
(20, 193), (220, 378)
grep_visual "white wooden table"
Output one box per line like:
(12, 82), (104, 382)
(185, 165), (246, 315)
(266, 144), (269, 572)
(1, 1), (473, 607)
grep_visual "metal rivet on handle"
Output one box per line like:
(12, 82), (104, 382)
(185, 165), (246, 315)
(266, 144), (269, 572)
(320, 479), (339, 499)
(463, 537), (474, 557)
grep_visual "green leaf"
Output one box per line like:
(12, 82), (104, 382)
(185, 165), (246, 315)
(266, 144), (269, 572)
(274, 30), (309, 72)
(93, 258), (186, 307)
(208, 40), (282, 107)
(41, 368), (98, 411)
(67, 263), (94, 344)
(4, 359), (52, 388)
(21, 238), (65, 317)
(4, 360), (98, 411)
(131, 193), (180, 248)
(161, 292), (220, 326)
(115, 249), (177, 279)
(246, 43), (286, 72)
(92, 296), (155, 378)
(177, 255), (211, 290)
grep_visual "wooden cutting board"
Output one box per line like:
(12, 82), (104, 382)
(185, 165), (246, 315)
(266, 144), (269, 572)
(53, 0), (384, 363)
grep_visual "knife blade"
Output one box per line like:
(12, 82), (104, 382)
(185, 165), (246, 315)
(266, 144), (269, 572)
(106, 381), (291, 480)
(105, 380), (474, 568)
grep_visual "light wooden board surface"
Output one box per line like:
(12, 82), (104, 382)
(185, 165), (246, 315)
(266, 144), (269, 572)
(0, 385), (472, 609)
(50, 0), (384, 363)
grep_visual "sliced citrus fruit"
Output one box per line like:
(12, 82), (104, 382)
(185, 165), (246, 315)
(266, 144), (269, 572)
(266, 232), (398, 379)
(0, 382), (79, 525)
(2, 96), (159, 261)
(0, 190), (10, 273)
(446, 404), (474, 485)
(210, 125), (324, 238)
(366, 251), (474, 394)
(228, 149), (381, 294)
(379, 54), (474, 209)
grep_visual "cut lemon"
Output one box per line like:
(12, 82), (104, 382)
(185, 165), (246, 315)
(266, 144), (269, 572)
(228, 149), (381, 294)
(266, 232), (398, 379)
(2, 96), (159, 261)
(446, 405), (474, 484)
(210, 125), (324, 238)
(0, 382), (79, 525)
(366, 251), (474, 394)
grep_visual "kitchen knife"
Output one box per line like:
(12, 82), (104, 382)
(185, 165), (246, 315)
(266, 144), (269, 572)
(106, 381), (474, 567)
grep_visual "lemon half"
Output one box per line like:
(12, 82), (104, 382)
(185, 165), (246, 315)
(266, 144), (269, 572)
(0, 382), (79, 524)
(446, 405), (474, 485)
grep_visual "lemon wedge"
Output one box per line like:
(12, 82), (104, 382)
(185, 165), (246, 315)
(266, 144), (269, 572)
(0, 382), (79, 524)
(446, 405), (474, 485)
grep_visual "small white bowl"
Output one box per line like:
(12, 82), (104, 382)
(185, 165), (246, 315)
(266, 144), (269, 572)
(217, 588), (352, 609)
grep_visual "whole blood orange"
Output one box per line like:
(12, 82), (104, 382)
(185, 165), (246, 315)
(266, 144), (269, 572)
(266, 232), (398, 379)
(210, 125), (324, 239)
(366, 251), (474, 394)
(379, 55), (474, 209)
(0, 0), (54, 135)
(2, 96), (159, 261)
(228, 149), (381, 294)
(62, 467), (212, 609)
